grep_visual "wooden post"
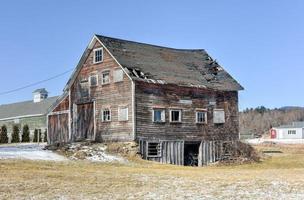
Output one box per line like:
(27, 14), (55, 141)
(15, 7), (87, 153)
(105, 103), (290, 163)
(198, 141), (203, 167)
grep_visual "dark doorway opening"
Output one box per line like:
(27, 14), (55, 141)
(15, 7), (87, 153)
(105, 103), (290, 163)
(184, 142), (200, 166)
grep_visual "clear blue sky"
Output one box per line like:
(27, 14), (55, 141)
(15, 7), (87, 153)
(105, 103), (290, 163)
(0, 0), (303, 110)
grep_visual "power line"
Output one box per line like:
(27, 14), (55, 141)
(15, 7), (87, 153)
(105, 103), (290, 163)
(0, 68), (74, 96)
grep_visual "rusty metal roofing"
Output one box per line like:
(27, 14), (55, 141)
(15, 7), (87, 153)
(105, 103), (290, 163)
(96, 35), (243, 91)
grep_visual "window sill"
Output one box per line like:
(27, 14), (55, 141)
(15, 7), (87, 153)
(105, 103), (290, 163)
(101, 83), (110, 86)
(153, 121), (166, 124)
(169, 121), (182, 124)
(93, 61), (103, 65)
(196, 122), (207, 125)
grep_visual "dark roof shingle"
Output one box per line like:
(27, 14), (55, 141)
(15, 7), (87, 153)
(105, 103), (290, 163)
(96, 35), (243, 91)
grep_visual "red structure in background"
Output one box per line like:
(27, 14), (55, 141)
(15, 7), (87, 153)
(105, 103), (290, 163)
(270, 129), (277, 139)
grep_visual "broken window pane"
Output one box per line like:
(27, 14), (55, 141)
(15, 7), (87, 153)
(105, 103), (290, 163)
(102, 109), (111, 121)
(102, 71), (110, 84)
(170, 110), (181, 122)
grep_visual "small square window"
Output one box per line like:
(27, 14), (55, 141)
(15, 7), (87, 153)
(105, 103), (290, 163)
(118, 107), (128, 121)
(102, 71), (110, 85)
(102, 108), (111, 122)
(89, 74), (98, 87)
(153, 109), (165, 122)
(196, 110), (207, 124)
(93, 48), (103, 63)
(170, 110), (182, 123)
(147, 142), (162, 157)
(213, 109), (225, 124)
(288, 130), (296, 134)
(113, 69), (124, 82)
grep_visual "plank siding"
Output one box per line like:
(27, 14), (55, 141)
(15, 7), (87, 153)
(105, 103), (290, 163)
(135, 81), (239, 141)
(69, 40), (133, 142)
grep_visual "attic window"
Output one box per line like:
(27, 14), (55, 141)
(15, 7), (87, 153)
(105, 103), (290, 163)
(101, 70), (110, 85)
(93, 48), (103, 64)
(153, 109), (165, 123)
(89, 74), (98, 87)
(113, 69), (123, 82)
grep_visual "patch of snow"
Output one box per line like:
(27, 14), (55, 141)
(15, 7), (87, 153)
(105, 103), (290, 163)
(0, 143), (67, 161)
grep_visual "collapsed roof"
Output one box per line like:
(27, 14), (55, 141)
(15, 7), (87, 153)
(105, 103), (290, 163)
(96, 35), (243, 91)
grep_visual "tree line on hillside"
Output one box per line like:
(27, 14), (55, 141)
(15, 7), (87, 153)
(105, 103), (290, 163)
(239, 106), (304, 138)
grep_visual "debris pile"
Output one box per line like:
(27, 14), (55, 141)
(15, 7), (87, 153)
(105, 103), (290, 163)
(56, 142), (127, 163)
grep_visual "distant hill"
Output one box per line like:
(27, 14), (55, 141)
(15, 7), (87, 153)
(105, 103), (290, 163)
(239, 106), (304, 139)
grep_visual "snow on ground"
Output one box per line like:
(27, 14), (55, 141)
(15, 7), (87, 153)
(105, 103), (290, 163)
(66, 143), (126, 163)
(0, 143), (67, 161)
(246, 138), (304, 144)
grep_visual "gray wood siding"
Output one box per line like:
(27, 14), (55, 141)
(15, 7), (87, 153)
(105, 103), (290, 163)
(135, 81), (239, 141)
(70, 41), (133, 142)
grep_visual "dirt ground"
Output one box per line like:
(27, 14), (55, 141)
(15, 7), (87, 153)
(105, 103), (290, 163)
(1, 144), (304, 200)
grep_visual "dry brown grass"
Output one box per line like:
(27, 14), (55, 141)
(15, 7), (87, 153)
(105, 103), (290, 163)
(1, 144), (304, 199)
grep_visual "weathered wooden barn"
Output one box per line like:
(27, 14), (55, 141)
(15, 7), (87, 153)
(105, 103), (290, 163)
(48, 35), (243, 166)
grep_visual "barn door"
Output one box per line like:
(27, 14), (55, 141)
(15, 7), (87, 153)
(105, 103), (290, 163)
(48, 113), (69, 145)
(76, 102), (95, 140)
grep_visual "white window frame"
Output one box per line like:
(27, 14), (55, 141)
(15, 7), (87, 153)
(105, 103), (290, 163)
(113, 68), (124, 83)
(101, 108), (111, 122)
(169, 109), (182, 123)
(152, 108), (165, 123)
(89, 74), (98, 87)
(101, 70), (110, 85)
(196, 109), (207, 124)
(93, 47), (103, 64)
(213, 109), (225, 124)
(118, 106), (128, 121)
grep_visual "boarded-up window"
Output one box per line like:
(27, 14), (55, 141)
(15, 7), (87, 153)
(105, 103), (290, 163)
(113, 69), (123, 82)
(147, 142), (161, 157)
(213, 109), (225, 124)
(93, 48), (103, 63)
(89, 74), (98, 87)
(102, 108), (111, 122)
(196, 110), (207, 124)
(170, 109), (182, 122)
(153, 109), (165, 122)
(118, 107), (128, 121)
(102, 71), (110, 84)
(79, 81), (89, 98)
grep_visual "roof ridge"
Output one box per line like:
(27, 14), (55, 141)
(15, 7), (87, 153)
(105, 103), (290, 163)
(95, 34), (206, 52)
(0, 96), (59, 107)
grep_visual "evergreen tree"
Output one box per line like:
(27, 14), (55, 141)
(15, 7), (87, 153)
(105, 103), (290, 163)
(11, 125), (20, 143)
(0, 125), (8, 143)
(33, 129), (42, 142)
(22, 125), (30, 142)
(43, 130), (48, 143)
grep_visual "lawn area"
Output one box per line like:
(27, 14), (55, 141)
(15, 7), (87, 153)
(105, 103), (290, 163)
(1, 144), (304, 200)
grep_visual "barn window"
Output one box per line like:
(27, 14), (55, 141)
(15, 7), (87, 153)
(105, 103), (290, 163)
(153, 109), (165, 122)
(170, 109), (182, 123)
(113, 69), (123, 82)
(147, 142), (161, 157)
(89, 74), (98, 87)
(102, 108), (111, 122)
(118, 107), (128, 121)
(93, 48), (103, 63)
(213, 109), (225, 124)
(101, 70), (110, 85)
(196, 110), (207, 124)
(288, 130), (296, 134)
